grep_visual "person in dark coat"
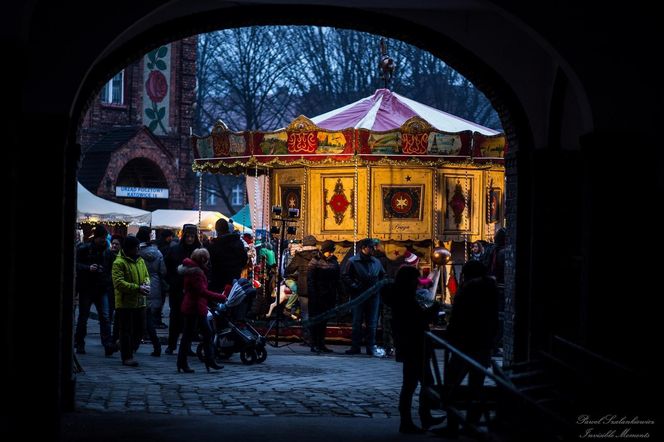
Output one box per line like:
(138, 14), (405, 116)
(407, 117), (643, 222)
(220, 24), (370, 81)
(341, 238), (386, 355)
(306, 240), (341, 353)
(163, 224), (201, 355)
(443, 260), (499, 436)
(487, 227), (506, 353)
(176, 248), (227, 373)
(74, 225), (113, 356)
(136, 226), (165, 357)
(207, 218), (248, 292)
(285, 235), (319, 344)
(385, 265), (444, 434)
(155, 229), (174, 326)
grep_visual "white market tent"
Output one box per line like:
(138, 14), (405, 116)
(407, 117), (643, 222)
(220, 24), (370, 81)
(151, 209), (252, 234)
(77, 182), (151, 225)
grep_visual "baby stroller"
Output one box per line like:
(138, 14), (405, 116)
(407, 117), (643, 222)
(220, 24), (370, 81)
(196, 278), (268, 365)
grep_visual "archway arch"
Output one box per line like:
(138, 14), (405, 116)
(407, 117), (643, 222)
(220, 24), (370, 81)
(9, 3), (633, 439)
(69, 4), (552, 371)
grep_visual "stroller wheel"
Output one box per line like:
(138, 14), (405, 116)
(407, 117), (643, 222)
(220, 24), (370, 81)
(218, 349), (233, 360)
(255, 347), (267, 363)
(196, 343), (206, 363)
(240, 349), (257, 365)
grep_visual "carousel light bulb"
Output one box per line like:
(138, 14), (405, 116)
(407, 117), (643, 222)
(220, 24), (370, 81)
(431, 247), (451, 266)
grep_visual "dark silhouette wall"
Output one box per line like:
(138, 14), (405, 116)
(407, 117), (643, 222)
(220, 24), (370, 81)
(2, 1), (659, 438)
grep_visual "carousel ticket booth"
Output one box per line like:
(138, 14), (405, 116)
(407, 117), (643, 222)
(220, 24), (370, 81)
(192, 89), (506, 336)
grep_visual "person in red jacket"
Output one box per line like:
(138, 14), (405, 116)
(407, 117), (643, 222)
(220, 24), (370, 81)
(176, 248), (227, 373)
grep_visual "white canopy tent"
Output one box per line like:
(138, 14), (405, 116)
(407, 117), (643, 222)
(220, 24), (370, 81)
(77, 182), (151, 225)
(151, 209), (252, 234)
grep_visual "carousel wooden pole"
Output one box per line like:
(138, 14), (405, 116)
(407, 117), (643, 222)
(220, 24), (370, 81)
(353, 154), (358, 255)
(197, 172), (203, 236)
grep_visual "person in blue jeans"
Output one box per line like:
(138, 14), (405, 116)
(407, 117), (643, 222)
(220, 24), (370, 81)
(342, 238), (385, 356)
(75, 225), (113, 356)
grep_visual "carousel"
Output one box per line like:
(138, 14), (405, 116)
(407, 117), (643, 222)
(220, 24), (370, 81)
(191, 49), (506, 334)
(192, 88), (505, 299)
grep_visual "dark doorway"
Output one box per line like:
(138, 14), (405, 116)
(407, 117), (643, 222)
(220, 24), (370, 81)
(116, 157), (170, 210)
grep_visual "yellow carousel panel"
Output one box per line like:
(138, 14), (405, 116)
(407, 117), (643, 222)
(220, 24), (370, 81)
(370, 167), (433, 241)
(307, 167), (369, 241)
(439, 168), (483, 239)
(271, 168), (306, 239)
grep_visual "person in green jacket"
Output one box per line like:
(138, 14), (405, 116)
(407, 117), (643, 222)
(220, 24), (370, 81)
(112, 235), (150, 367)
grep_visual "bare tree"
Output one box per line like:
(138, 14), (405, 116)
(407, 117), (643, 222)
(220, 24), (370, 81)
(197, 27), (300, 132)
(193, 26), (501, 214)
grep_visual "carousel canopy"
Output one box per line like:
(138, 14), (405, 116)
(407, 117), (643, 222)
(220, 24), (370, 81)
(192, 88), (506, 170)
(151, 209), (252, 234)
(77, 182), (151, 225)
(310, 88), (500, 135)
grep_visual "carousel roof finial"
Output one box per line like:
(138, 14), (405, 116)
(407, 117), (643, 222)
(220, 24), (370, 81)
(378, 38), (395, 89)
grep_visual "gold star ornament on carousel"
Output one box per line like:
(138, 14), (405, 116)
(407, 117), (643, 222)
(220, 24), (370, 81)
(431, 246), (451, 266)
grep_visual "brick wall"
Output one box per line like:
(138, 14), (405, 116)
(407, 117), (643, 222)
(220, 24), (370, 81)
(79, 37), (197, 209)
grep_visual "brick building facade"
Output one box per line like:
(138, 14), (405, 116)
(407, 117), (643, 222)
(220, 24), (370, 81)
(78, 37), (197, 210)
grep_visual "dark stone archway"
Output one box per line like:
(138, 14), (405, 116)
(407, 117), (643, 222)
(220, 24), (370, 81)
(4, 2), (658, 439)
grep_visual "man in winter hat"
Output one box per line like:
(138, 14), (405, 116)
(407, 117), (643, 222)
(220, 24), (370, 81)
(75, 225), (113, 356)
(207, 218), (248, 293)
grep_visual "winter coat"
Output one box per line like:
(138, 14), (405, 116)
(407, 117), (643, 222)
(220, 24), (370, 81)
(177, 258), (227, 316)
(285, 246), (318, 298)
(341, 252), (385, 298)
(75, 241), (109, 295)
(138, 242), (167, 309)
(447, 276), (499, 354)
(388, 283), (439, 363)
(103, 250), (119, 294)
(164, 238), (201, 300)
(307, 251), (341, 313)
(207, 233), (248, 292)
(112, 249), (150, 309)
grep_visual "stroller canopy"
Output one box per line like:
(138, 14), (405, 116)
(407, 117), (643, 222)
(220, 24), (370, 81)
(225, 278), (256, 309)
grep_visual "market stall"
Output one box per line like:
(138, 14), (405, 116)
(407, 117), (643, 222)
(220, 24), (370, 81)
(151, 209), (252, 236)
(77, 182), (151, 240)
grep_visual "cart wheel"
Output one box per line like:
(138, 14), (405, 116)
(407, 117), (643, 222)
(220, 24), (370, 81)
(196, 342), (206, 362)
(255, 347), (267, 363)
(240, 349), (257, 365)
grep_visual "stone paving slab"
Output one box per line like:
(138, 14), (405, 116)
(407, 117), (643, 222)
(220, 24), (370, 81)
(74, 337), (408, 418)
(68, 311), (487, 441)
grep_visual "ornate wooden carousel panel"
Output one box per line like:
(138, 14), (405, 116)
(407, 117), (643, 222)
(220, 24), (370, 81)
(280, 186), (301, 217)
(439, 169), (484, 238)
(307, 168), (369, 241)
(370, 167), (432, 241)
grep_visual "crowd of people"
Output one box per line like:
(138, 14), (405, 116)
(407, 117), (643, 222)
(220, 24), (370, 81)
(75, 221), (506, 434)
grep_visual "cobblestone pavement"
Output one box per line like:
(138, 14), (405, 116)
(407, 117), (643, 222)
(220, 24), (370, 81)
(68, 313), (485, 441)
(74, 338), (405, 418)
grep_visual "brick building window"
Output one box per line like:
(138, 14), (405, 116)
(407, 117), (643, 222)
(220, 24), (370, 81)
(206, 191), (216, 205)
(231, 184), (243, 206)
(101, 71), (124, 104)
